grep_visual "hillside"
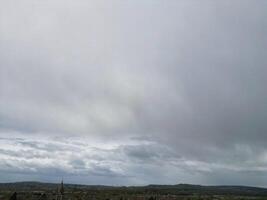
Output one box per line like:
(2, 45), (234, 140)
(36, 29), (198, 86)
(1, 182), (267, 196)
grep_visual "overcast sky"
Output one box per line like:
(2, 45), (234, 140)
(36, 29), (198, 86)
(0, 0), (267, 186)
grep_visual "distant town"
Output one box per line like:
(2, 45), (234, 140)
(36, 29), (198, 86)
(2, 181), (267, 200)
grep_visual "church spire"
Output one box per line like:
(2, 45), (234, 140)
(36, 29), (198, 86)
(59, 179), (64, 195)
(56, 179), (64, 200)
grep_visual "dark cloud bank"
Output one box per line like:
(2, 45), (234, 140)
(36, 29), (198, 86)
(0, 0), (267, 186)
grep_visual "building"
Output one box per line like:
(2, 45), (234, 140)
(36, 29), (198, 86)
(56, 180), (64, 200)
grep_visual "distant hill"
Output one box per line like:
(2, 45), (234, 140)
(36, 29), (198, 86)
(1, 182), (267, 196)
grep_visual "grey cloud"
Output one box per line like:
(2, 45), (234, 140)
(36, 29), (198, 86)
(122, 144), (180, 163)
(69, 159), (86, 170)
(0, 0), (267, 186)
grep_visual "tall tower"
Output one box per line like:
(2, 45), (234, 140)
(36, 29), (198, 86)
(56, 180), (64, 200)
(59, 180), (64, 195)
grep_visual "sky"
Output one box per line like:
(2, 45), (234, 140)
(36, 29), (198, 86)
(0, 0), (267, 186)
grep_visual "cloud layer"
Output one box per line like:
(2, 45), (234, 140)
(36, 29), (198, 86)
(1, 134), (267, 186)
(0, 0), (267, 186)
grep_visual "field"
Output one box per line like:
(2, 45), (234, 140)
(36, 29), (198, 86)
(1, 183), (267, 200)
